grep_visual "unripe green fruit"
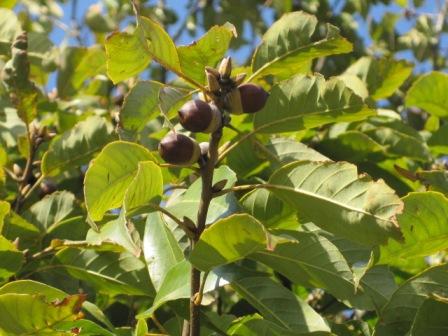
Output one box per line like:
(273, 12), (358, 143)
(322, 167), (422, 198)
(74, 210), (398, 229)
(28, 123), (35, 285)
(178, 100), (221, 133)
(238, 83), (269, 113)
(158, 132), (200, 165)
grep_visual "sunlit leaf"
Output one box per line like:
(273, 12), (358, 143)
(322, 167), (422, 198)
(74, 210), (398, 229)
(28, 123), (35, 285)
(268, 160), (403, 246)
(405, 71), (448, 118)
(84, 141), (156, 221)
(253, 74), (374, 134)
(251, 11), (352, 80)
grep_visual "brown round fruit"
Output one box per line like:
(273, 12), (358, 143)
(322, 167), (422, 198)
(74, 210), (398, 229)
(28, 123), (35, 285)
(178, 100), (221, 133)
(238, 83), (269, 113)
(158, 132), (200, 165)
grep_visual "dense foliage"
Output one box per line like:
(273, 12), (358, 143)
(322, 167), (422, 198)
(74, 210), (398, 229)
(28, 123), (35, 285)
(1, 0), (448, 335)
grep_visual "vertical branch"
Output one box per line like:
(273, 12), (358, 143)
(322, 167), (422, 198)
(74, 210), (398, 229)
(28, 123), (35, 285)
(188, 127), (223, 336)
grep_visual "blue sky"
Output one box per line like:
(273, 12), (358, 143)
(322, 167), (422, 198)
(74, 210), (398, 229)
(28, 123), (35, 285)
(47, 0), (444, 86)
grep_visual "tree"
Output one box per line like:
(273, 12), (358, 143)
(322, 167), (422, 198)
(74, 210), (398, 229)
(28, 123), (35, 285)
(0, 0), (448, 335)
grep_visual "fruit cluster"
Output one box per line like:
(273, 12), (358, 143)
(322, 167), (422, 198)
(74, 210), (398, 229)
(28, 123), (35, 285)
(158, 57), (269, 166)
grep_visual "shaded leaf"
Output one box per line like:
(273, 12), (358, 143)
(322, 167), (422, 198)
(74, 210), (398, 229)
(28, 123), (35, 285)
(252, 230), (355, 299)
(229, 276), (330, 333)
(137, 260), (225, 318)
(55, 248), (154, 296)
(42, 116), (116, 177)
(417, 170), (448, 195)
(120, 80), (164, 132)
(409, 296), (448, 336)
(376, 264), (448, 335)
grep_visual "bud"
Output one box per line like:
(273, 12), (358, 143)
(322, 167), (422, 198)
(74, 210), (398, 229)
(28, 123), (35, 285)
(13, 163), (22, 177)
(205, 69), (220, 93)
(199, 142), (209, 157)
(158, 132), (201, 166)
(218, 57), (232, 79)
(178, 100), (221, 133)
(233, 73), (247, 86)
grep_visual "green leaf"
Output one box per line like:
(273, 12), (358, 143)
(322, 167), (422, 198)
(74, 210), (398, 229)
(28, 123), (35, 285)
(42, 116), (115, 177)
(86, 211), (141, 257)
(166, 165), (238, 228)
(0, 201), (10, 232)
(251, 11), (352, 80)
(134, 318), (148, 336)
(228, 314), (331, 336)
(0, 1), (17, 9)
(409, 296), (448, 336)
(120, 80), (164, 132)
(138, 260), (224, 318)
(417, 170), (448, 195)
(190, 214), (267, 272)
(428, 123), (448, 154)
(375, 264), (448, 335)
(343, 57), (413, 99)
(252, 230), (355, 299)
(55, 248), (154, 296)
(229, 276), (330, 333)
(23, 191), (75, 234)
(0, 279), (66, 300)
(0, 293), (85, 335)
(0, 9), (19, 54)
(143, 211), (184, 290)
(0, 236), (23, 281)
(56, 319), (115, 336)
(268, 160), (403, 246)
(358, 117), (430, 161)
(265, 137), (330, 165)
(380, 192), (448, 264)
(253, 74), (375, 134)
(177, 23), (236, 84)
(138, 16), (181, 73)
(405, 71), (448, 118)
(240, 189), (295, 229)
(84, 141), (156, 221)
(124, 161), (163, 212)
(347, 265), (397, 311)
(105, 29), (151, 84)
(57, 46), (106, 98)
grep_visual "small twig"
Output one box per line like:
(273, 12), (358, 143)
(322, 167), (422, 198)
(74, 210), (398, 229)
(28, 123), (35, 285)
(213, 184), (266, 197)
(151, 314), (170, 335)
(193, 271), (210, 305)
(146, 203), (196, 239)
(217, 129), (257, 163)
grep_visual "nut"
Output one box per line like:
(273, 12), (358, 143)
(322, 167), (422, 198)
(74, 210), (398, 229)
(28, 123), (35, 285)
(158, 132), (201, 166)
(178, 100), (221, 133)
(238, 83), (269, 114)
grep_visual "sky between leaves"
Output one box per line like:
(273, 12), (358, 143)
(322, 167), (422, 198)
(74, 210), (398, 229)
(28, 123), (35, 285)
(15, 0), (447, 89)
